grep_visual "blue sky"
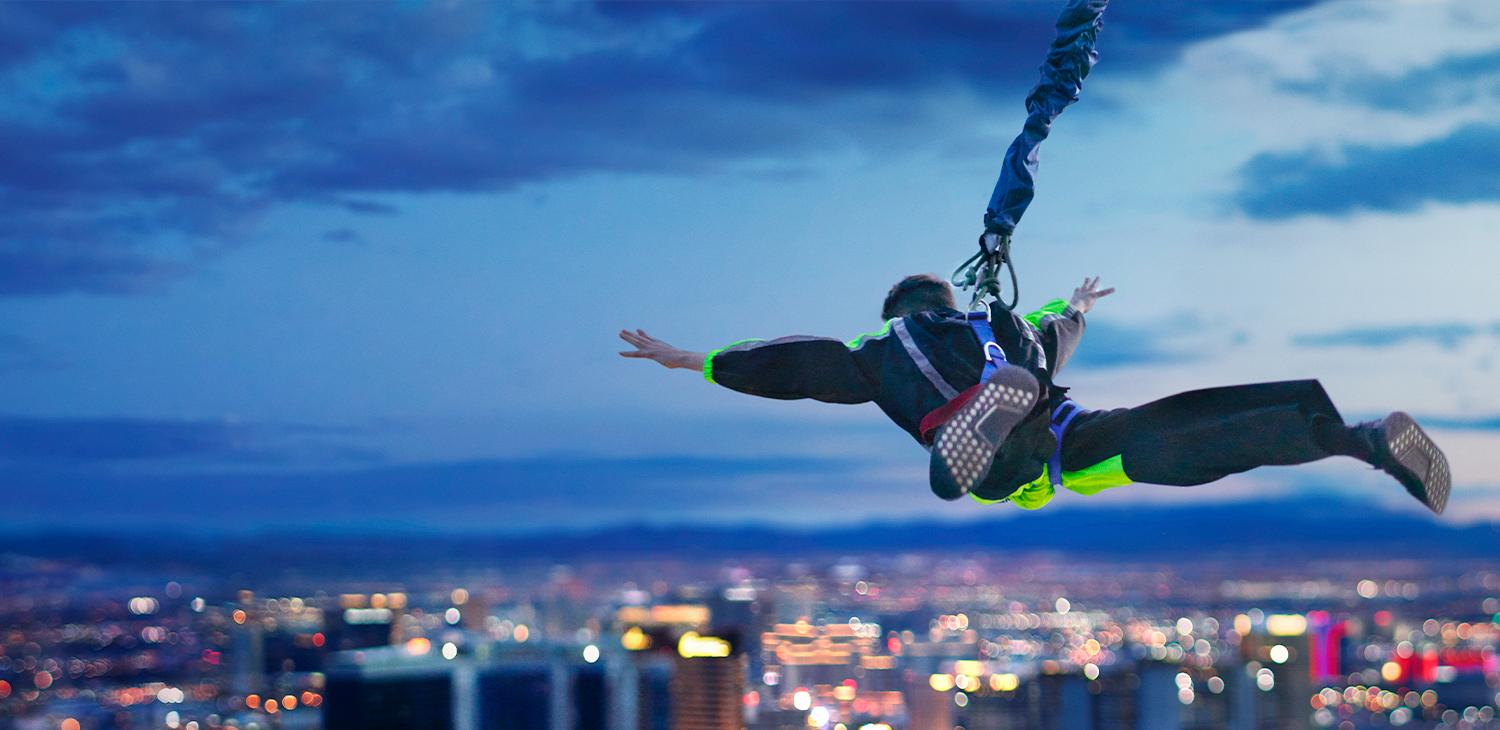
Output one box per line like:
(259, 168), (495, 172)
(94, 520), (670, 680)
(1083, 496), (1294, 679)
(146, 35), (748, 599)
(4, 0), (1500, 532)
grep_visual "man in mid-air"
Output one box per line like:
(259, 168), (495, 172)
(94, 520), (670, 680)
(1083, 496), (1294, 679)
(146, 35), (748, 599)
(618, 274), (1451, 513)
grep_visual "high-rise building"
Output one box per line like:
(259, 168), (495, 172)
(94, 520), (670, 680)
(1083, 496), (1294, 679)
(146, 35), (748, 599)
(1134, 663), (1182, 730)
(670, 646), (744, 730)
(904, 673), (954, 730)
(326, 640), (663, 730)
(325, 662), (454, 730)
(229, 616), (265, 695)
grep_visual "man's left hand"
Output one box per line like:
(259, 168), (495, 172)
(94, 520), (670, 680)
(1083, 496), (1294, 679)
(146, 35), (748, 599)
(1069, 276), (1115, 314)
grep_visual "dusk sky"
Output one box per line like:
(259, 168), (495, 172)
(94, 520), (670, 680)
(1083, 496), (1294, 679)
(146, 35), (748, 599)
(4, 1), (1500, 532)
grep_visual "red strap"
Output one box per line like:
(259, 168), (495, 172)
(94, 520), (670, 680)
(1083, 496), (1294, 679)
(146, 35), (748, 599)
(919, 383), (984, 444)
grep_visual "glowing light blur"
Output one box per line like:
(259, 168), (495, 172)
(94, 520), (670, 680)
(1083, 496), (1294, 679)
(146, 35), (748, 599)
(621, 626), (651, 651)
(1266, 614), (1307, 636)
(677, 632), (732, 659)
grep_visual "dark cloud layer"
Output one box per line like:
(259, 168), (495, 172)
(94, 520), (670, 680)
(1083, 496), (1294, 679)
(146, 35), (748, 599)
(1, 1), (1316, 297)
(1235, 123), (1500, 219)
(0, 415), (372, 467)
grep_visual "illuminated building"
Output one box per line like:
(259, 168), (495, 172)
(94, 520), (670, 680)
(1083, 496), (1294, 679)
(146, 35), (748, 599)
(760, 619), (884, 710)
(671, 631), (744, 730)
(1244, 613), (1315, 729)
(324, 593), (407, 652)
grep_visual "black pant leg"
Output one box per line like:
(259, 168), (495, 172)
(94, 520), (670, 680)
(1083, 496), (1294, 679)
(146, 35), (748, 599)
(1060, 380), (1347, 487)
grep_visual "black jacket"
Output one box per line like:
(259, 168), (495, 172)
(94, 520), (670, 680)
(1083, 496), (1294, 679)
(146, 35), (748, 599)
(705, 299), (1087, 445)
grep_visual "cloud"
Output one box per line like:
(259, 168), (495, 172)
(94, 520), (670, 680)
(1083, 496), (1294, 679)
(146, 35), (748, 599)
(1422, 415), (1500, 431)
(1068, 312), (1236, 368)
(1233, 123), (1500, 218)
(1275, 47), (1500, 113)
(1, 1), (1320, 297)
(1292, 322), (1496, 350)
(321, 228), (362, 245)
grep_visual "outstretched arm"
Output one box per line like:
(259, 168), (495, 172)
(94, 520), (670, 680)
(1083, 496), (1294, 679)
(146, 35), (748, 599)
(619, 326), (880, 404)
(618, 329), (706, 371)
(1026, 276), (1114, 374)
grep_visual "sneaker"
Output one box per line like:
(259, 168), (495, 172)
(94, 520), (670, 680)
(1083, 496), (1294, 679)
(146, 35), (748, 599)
(929, 365), (1039, 500)
(1366, 412), (1451, 515)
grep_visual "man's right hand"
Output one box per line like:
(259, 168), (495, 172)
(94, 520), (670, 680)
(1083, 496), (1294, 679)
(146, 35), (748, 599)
(1069, 276), (1115, 314)
(618, 329), (706, 371)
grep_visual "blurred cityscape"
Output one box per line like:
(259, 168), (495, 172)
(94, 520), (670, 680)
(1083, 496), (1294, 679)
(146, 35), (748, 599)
(2, 503), (1498, 730)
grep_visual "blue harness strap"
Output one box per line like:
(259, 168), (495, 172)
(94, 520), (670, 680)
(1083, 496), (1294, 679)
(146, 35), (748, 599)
(1048, 399), (1087, 487)
(967, 312), (1006, 383)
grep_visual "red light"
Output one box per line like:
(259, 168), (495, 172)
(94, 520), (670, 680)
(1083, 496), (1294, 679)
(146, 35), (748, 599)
(743, 691), (760, 707)
(312, 632), (326, 648)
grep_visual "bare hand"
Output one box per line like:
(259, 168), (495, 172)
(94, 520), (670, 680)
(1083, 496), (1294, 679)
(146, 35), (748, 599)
(618, 329), (704, 370)
(1068, 276), (1115, 314)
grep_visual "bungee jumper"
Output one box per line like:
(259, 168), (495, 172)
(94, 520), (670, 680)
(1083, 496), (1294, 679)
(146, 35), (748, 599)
(618, 0), (1453, 514)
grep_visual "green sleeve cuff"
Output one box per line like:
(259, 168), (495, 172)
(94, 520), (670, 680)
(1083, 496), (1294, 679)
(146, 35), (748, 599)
(702, 338), (762, 385)
(1023, 298), (1071, 328)
(702, 348), (723, 384)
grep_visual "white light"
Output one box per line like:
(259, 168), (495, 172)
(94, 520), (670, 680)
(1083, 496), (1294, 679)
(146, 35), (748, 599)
(442, 642), (458, 660)
(809, 706), (830, 726)
(1055, 597), (1071, 614)
(1176, 617), (1193, 635)
(166, 711), (181, 729)
(445, 608), (461, 625)
(129, 597), (159, 616)
(793, 689), (812, 711)
(1256, 668), (1275, 691)
(1175, 672), (1193, 690)
(583, 644), (600, 664)
(1270, 645), (1290, 664)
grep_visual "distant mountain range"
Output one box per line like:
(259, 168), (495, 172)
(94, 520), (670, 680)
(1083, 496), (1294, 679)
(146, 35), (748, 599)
(3, 497), (1496, 572)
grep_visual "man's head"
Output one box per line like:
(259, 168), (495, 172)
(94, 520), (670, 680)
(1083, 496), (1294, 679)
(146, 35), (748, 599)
(881, 274), (956, 320)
